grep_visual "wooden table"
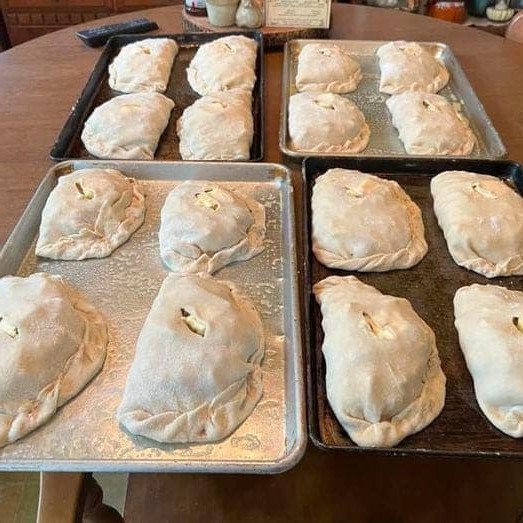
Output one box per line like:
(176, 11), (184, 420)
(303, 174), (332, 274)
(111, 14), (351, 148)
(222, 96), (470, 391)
(2, 5), (523, 522)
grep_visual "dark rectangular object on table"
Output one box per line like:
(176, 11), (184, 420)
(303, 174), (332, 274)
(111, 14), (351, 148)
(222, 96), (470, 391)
(304, 157), (523, 457)
(51, 32), (264, 162)
(75, 18), (159, 48)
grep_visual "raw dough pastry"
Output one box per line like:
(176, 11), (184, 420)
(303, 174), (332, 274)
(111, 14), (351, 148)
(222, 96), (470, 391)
(312, 169), (427, 271)
(81, 92), (174, 160)
(159, 181), (265, 273)
(187, 35), (257, 96)
(0, 272), (108, 448)
(386, 92), (475, 156)
(313, 276), (446, 448)
(377, 41), (449, 95)
(431, 171), (523, 277)
(295, 43), (362, 93)
(288, 92), (370, 153)
(117, 273), (264, 443)
(108, 38), (178, 94)
(177, 90), (253, 160)
(454, 284), (523, 437)
(36, 168), (145, 260)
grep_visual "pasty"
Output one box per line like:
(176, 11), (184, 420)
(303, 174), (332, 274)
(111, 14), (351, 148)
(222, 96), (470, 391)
(0, 273), (108, 448)
(454, 284), (523, 437)
(313, 276), (446, 447)
(377, 41), (449, 95)
(295, 43), (362, 93)
(159, 181), (265, 273)
(177, 90), (253, 160)
(312, 169), (427, 271)
(36, 169), (145, 260)
(386, 92), (475, 156)
(81, 92), (174, 160)
(108, 38), (178, 94)
(117, 273), (264, 443)
(431, 171), (523, 277)
(186, 35), (257, 96)
(288, 92), (370, 153)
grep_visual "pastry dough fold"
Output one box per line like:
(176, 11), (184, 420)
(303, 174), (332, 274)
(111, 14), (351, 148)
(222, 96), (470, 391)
(454, 284), (523, 437)
(159, 181), (265, 273)
(289, 92), (370, 153)
(386, 92), (475, 156)
(377, 41), (449, 95)
(81, 92), (174, 160)
(36, 169), (145, 260)
(296, 43), (362, 94)
(177, 90), (253, 161)
(431, 171), (523, 277)
(108, 38), (178, 94)
(313, 276), (446, 447)
(117, 274), (264, 443)
(0, 273), (108, 448)
(312, 169), (427, 271)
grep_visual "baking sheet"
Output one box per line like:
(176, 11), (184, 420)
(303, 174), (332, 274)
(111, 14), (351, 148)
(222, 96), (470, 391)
(0, 160), (305, 473)
(281, 40), (506, 160)
(50, 31), (264, 162)
(305, 157), (523, 457)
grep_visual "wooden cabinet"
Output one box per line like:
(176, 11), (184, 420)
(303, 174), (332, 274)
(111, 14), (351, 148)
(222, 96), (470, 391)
(0, 0), (180, 45)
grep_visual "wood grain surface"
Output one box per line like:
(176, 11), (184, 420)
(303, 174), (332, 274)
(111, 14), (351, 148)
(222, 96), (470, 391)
(2, 5), (523, 521)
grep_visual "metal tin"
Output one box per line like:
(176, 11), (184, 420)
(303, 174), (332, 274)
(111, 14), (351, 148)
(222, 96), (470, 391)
(50, 31), (264, 162)
(0, 160), (305, 473)
(305, 157), (523, 457)
(281, 40), (506, 160)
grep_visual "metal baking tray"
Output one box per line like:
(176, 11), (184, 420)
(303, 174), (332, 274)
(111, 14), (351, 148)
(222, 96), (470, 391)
(0, 160), (305, 473)
(281, 40), (506, 160)
(305, 156), (523, 457)
(50, 31), (264, 162)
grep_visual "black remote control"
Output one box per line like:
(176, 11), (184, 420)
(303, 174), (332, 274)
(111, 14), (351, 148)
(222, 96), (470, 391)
(76, 18), (159, 48)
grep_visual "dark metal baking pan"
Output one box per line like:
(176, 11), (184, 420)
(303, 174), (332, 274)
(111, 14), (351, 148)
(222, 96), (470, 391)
(304, 156), (523, 457)
(50, 31), (264, 162)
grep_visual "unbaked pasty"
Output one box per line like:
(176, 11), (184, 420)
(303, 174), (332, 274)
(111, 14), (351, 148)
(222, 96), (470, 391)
(36, 169), (145, 260)
(454, 284), (523, 437)
(386, 92), (475, 156)
(312, 169), (427, 271)
(177, 90), (253, 160)
(159, 181), (265, 273)
(288, 92), (370, 153)
(313, 276), (446, 447)
(117, 273), (264, 443)
(81, 92), (174, 160)
(295, 43), (362, 93)
(431, 171), (523, 277)
(377, 41), (449, 95)
(108, 38), (178, 94)
(0, 273), (108, 448)
(186, 35), (257, 96)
